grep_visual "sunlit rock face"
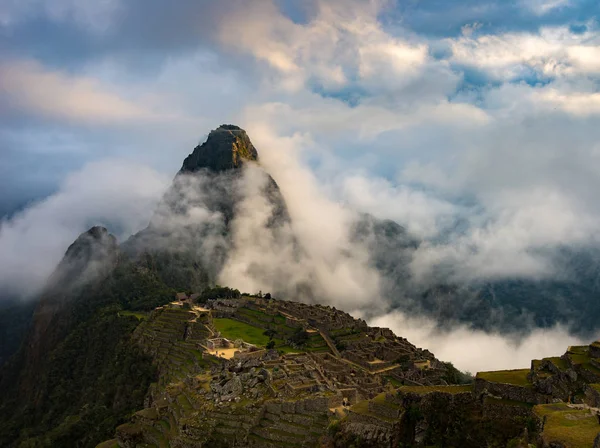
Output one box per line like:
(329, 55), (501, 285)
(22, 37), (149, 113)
(123, 125), (291, 290)
(180, 124), (259, 174)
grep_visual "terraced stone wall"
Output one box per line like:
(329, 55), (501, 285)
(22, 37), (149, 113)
(474, 378), (552, 404)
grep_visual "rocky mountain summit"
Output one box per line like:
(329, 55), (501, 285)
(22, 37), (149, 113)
(180, 125), (258, 173)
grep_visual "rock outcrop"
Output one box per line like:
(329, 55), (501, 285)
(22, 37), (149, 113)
(180, 124), (258, 173)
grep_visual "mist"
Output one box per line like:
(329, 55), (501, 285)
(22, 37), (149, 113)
(2, 123), (598, 372)
(0, 160), (169, 299)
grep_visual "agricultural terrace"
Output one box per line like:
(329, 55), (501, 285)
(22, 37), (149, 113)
(476, 369), (531, 387)
(534, 403), (600, 448)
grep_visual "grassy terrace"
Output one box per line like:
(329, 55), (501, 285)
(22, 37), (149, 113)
(349, 399), (397, 423)
(118, 310), (149, 320)
(373, 392), (401, 408)
(548, 357), (569, 370)
(213, 318), (274, 346)
(533, 357), (569, 375)
(213, 316), (330, 354)
(564, 347), (600, 376)
(385, 376), (403, 387)
(476, 369), (531, 387)
(398, 384), (473, 395)
(568, 345), (589, 354)
(95, 440), (119, 448)
(569, 353), (590, 365)
(213, 317), (301, 352)
(534, 403), (600, 448)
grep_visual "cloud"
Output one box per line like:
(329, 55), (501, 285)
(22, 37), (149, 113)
(0, 160), (169, 298)
(0, 0), (121, 31)
(0, 60), (167, 125)
(2, 0), (600, 372)
(220, 130), (385, 312)
(521, 0), (572, 16)
(371, 310), (591, 372)
(217, 0), (436, 96)
(447, 23), (600, 81)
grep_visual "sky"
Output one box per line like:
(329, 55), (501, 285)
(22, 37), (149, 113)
(1, 0), (600, 371)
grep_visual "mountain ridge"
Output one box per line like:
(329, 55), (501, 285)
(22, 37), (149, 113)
(2, 124), (600, 447)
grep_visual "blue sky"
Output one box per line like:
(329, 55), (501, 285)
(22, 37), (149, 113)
(2, 0), (600, 293)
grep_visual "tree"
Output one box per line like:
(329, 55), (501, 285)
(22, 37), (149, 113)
(266, 341), (275, 350)
(289, 328), (309, 346)
(263, 329), (277, 340)
(442, 361), (474, 385)
(198, 286), (241, 302)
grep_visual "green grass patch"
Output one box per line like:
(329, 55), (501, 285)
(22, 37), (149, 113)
(534, 403), (599, 448)
(213, 318), (272, 346)
(95, 440), (119, 448)
(350, 400), (369, 415)
(476, 369), (531, 386)
(118, 310), (148, 320)
(273, 314), (287, 324)
(569, 353), (590, 365)
(568, 345), (589, 355)
(399, 385), (473, 395)
(372, 392), (401, 409)
(385, 376), (403, 387)
(548, 357), (569, 371)
(177, 394), (193, 411)
(276, 345), (301, 354)
(349, 398), (397, 423)
(582, 362), (600, 376)
(158, 419), (170, 431)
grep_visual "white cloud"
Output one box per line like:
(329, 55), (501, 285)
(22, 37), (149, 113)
(448, 24), (600, 80)
(218, 0), (433, 94)
(0, 160), (169, 298)
(220, 126), (385, 311)
(371, 310), (591, 373)
(4, 0), (600, 373)
(0, 60), (157, 125)
(521, 0), (572, 16)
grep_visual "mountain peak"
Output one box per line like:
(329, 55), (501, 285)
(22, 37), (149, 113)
(180, 124), (258, 174)
(63, 226), (117, 262)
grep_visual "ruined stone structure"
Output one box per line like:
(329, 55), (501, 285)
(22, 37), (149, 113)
(98, 298), (600, 448)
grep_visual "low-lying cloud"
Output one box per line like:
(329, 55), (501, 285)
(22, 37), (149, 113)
(371, 311), (586, 373)
(0, 133), (597, 372)
(0, 159), (168, 298)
